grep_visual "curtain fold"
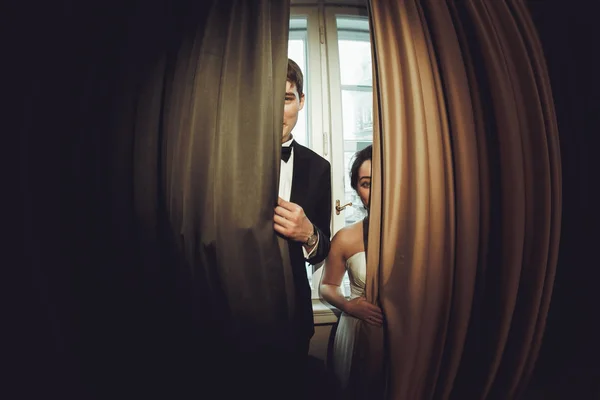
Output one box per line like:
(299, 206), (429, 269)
(366, 0), (561, 398)
(93, 0), (293, 396)
(157, 0), (295, 339)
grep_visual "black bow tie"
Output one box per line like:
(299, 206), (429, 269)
(281, 146), (292, 162)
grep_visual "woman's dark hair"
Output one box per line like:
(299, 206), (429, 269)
(350, 144), (372, 191)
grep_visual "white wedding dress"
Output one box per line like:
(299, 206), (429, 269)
(332, 251), (367, 390)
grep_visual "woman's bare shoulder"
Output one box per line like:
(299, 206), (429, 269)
(330, 220), (364, 256)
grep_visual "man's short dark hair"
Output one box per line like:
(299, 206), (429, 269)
(287, 58), (304, 98)
(350, 144), (373, 191)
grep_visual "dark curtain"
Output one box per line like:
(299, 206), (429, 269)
(11, 1), (293, 399)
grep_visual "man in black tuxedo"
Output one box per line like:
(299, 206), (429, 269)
(274, 59), (332, 362)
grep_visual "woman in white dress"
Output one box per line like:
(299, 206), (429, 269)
(319, 145), (383, 395)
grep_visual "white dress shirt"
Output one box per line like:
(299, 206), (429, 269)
(279, 137), (294, 202)
(279, 137), (318, 259)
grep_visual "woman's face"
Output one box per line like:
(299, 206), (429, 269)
(357, 159), (372, 208)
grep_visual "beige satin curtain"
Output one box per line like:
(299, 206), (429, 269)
(364, 0), (562, 399)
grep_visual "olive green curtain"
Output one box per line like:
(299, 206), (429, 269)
(111, 0), (296, 395)
(13, 0), (293, 398)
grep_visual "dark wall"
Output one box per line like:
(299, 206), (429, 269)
(526, 0), (599, 396)
(9, 1), (211, 399)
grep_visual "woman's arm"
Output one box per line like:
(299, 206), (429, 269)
(319, 230), (350, 313)
(320, 228), (383, 326)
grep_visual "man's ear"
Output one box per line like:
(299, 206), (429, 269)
(299, 94), (305, 110)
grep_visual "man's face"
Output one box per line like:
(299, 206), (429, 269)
(282, 80), (305, 143)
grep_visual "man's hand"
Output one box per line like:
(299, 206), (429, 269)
(274, 197), (314, 244)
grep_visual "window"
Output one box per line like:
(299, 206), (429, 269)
(289, 5), (373, 298)
(336, 17), (373, 228)
(288, 17), (309, 147)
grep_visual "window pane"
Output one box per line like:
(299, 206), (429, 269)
(341, 89), (374, 142)
(339, 91), (373, 229)
(288, 19), (309, 148)
(337, 40), (372, 86)
(335, 17), (374, 225)
(341, 89), (372, 227)
(336, 17), (370, 33)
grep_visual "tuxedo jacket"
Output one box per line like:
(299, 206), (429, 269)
(288, 140), (332, 345)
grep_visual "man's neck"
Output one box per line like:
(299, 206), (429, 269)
(282, 134), (294, 145)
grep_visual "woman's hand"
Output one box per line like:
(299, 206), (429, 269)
(345, 297), (383, 326)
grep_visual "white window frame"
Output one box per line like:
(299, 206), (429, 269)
(290, 6), (328, 159)
(290, 3), (372, 316)
(323, 6), (371, 237)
